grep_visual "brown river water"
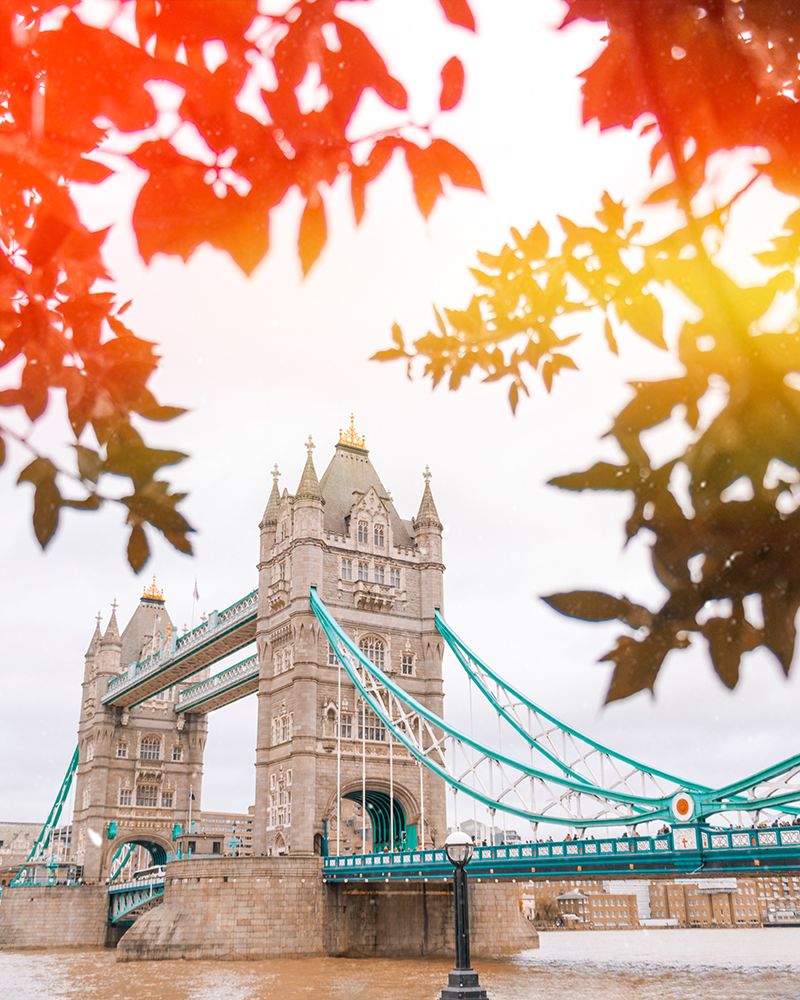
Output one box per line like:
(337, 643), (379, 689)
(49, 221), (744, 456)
(2, 929), (800, 1000)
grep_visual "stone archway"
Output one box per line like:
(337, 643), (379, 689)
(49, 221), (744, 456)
(323, 780), (419, 855)
(102, 830), (173, 880)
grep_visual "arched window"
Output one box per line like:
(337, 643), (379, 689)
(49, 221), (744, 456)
(357, 520), (369, 544)
(374, 523), (385, 547)
(140, 736), (161, 760)
(116, 742), (128, 759)
(359, 635), (385, 670)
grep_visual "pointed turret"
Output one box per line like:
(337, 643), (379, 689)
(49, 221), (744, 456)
(296, 436), (323, 501)
(414, 466), (442, 531)
(261, 464), (281, 528)
(85, 613), (102, 657)
(102, 600), (121, 647)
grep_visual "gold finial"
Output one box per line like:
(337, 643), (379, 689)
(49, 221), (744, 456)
(142, 575), (164, 602)
(338, 413), (366, 450)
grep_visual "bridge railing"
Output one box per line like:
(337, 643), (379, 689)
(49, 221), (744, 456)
(108, 875), (166, 895)
(104, 589), (258, 700)
(175, 654), (258, 712)
(322, 825), (800, 880)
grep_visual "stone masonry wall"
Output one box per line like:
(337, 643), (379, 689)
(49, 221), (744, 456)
(117, 856), (326, 961)
(118, 856), (538, 961)
(325, 881), (538, 958)
(0, 885), (109, 949)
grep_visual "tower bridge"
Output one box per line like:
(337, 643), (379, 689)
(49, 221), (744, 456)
(4, 418), (800, 958)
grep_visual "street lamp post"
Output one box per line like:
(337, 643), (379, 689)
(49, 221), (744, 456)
(440, 831), (488, 1000)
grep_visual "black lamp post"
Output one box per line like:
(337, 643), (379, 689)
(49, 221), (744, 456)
(440, 831), (488, 1000)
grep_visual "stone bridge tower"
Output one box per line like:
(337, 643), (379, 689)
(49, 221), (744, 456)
(71, 581), (207, 882)
(253, 420), (447, 856)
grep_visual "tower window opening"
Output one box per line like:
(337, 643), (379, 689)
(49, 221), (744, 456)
(341, 557), (353, 581)
(116, 742), (128, 759)
(161, 790), (174, 808)
(119, 788), (132, 807)
(390, 567), (401, 589)
(136, 784), (159, 808)
(140, 736), (161, 761)
(327, 643), (338, 666)
(358, 707), (386, 742)
(401, 652), (415, 676)
(374, 523), (385, 547)
(359, 634), (385, 670)
(358, 561), (369, 582)
(272, 709), (293, 744)
(357, 520), (369, 544)
(336, 711), (353, 739)
(374, 564), (385, 585)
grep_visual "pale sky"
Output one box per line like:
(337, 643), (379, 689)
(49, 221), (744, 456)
(2, 0), (798, 827)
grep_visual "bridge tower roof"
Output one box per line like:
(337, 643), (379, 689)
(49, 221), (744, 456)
(318, 434), (413, 545)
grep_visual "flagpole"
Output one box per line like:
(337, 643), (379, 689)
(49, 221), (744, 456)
(189, 784), (193, 835)
(191, 579), (199, 628)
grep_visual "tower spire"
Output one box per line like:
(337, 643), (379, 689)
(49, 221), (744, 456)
(85, 613), (102, 656)
(262, 463), (281, 527)
(102, 599), (121, 645)
(296, 436), (323, 501)
(415, 465), (442, 530)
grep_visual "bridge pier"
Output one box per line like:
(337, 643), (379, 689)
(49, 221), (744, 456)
(115, 856), (537, 961)
(0, 885), (110, 949)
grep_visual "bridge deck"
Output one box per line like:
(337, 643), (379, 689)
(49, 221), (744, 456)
(323, 825), (800, 883)
(175, 654), (259, 714)
(102, 590), (258, 708)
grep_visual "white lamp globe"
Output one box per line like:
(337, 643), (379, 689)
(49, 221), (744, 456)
(444, 830), (474, 868)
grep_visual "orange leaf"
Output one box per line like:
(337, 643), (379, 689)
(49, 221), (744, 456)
(299, 197), (327, 275)
(440, 57), (465, 111)
(438, 0), (476, 31)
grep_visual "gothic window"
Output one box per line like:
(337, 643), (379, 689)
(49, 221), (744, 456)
(274, 647), (294, 676)
(374, 523), (385, 547)
(357, 520), (368, 544)
(374, 564), (385, 585)
(390, 567), (401, 589)
(271, 707), (293, 744)
(358, 706), (386, 742)
(140, 736), (161, 760)
(359, 635), (385, 670)
(136, 784), (159, 808)
(119, 788), (132, 807)
(172, 745), (183, 762)
(358, 561), (369, 582)
(161, 790), (174, 808)
(401, 652), (415, 676)
(327, 643), (338, 666)
(336, 711), (353, 739)
(341, 557), (353, 581)
(268, 770), (292, 829)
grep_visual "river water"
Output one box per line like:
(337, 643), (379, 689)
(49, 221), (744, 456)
(2, 929), (800, 999)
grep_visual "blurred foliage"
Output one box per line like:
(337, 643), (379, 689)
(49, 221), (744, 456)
(0, 0), (478, 569)
(376, 1), (800, 699)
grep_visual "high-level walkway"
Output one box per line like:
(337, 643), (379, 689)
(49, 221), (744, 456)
(102, 590), (258, 707)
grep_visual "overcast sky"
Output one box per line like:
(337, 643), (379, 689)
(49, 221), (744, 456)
(2, 0), (798, 827)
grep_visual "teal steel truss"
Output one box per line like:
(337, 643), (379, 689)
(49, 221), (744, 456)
(11, 746), (78, 886)
(311, 589), (800, 829)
